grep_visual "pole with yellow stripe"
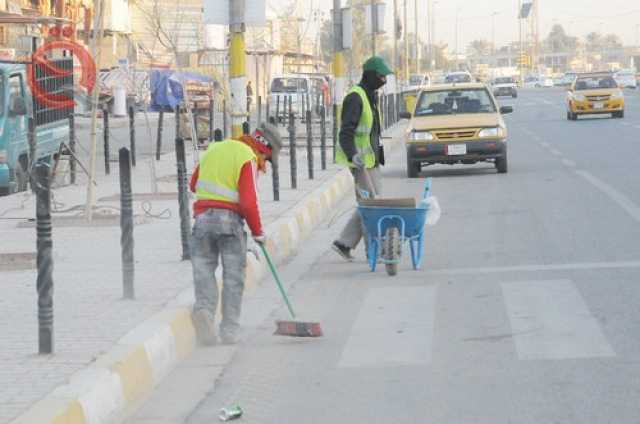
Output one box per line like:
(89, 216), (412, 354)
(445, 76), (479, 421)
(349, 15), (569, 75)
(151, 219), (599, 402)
(229, 1), (247, 138)
(333, 0), (345, 131)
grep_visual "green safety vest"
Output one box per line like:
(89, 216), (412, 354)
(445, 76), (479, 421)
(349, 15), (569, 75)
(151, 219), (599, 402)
(336, 86), (377, 169)
(196, 139), (256, 204)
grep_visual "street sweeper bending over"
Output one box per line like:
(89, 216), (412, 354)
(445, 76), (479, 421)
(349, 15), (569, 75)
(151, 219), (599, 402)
(189, 124), (281, 345)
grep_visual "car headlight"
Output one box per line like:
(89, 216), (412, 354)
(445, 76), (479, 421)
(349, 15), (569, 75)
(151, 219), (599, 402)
(409, 131), (434, 141)
(611, 90), (624, 99)
(478, 127), (503, 138)
(572, 93), (586, 102)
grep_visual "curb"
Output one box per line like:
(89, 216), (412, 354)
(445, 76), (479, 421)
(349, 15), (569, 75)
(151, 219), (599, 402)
(10, 169), (355, 424)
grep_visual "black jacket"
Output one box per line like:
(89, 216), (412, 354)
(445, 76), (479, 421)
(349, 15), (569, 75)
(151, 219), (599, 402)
(338, 82), (385, 166)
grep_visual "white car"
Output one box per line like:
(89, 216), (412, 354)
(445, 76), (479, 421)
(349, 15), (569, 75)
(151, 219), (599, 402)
(444, 71), (473, 84)
(614, 70), (637, 89)
(492, 76), (518, 98)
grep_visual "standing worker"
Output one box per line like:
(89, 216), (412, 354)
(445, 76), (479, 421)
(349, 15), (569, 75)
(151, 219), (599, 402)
(332, 56), (393, 261)
(246, 81), (254, 113)
(189, 124), (281, 345)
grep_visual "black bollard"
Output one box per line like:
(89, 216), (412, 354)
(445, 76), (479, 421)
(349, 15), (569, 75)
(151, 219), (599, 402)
(257, 95), (262, 126)
(242, 121), (250, 135)
(306, 109), (313, 180)
(301, 94), (306, 120)
(175, 106), (181, 139)
(332, 104), (338, 163)
(288, 111), (297, 189)
(68, 114), (76, 184)
(214, 128), (223, 141)
(128, 106), (136, 167)
(118, 148), (135, 299)
(35, 162), (54, 354)
(266, 96), (270, 122)
(208, 99), (214, 142)
(175, 137), (191, 260)
(272, 159), (280, 202)
(28, 117), (36, 169)
(320, 106), (327, 170)
(156, 110), (164, 161)
(275, 95), (280, 125)
(103, 108), (110, 174)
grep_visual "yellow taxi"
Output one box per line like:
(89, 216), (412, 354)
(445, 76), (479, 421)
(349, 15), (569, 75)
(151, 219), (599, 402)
(566, 72), (625, 120)
(401, 83), (512, 177)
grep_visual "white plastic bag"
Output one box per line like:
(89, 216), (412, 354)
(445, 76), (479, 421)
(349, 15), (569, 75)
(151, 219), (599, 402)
(425, 196), (441, 226)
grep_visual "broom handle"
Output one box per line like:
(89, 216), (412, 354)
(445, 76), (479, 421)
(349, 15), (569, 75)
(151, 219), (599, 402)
(258, 243), (297, 319)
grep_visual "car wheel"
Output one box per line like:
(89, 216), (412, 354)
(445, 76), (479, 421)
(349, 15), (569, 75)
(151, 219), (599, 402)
(495, 150), (508, 174)
(407, 156), (421, 178)
(512, 92), (518, 98)
(566, 111), (571, 120)
(613, 110), (624, 118)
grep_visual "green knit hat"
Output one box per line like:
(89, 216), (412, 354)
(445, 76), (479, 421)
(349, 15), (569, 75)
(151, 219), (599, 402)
(362, 56), (393, 76)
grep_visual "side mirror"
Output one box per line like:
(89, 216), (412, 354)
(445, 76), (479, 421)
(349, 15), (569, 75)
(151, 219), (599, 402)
(399, 112), (412, 119)
(9, 95), (27, 116)
(500, 106), (513, 115)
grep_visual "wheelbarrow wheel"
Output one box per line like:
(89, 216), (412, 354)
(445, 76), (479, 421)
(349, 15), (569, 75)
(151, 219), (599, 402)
(384, 227), (401, 276)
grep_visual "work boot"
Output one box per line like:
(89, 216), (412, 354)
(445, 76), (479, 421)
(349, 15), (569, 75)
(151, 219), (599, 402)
(332, 241), (355, 262)
(192, 309), (217, 346)
(219, 328), (240, 345)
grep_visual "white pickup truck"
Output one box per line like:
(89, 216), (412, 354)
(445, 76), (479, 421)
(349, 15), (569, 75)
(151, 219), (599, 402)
(491, 76), (518, 98)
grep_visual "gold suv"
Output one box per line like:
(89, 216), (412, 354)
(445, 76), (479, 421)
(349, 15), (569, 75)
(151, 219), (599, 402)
(566, 72), (625, 120)
(402, 83), (513, 177)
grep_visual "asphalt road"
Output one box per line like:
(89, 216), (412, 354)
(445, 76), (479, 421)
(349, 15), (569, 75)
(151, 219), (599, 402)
(131, 87), (640, 424)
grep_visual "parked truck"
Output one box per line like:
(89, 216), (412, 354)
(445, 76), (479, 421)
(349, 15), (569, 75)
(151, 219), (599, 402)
(0, 58), (72, 195)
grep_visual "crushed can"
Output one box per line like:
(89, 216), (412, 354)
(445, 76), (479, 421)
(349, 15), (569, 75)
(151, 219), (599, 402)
(219, 405), (243, 421)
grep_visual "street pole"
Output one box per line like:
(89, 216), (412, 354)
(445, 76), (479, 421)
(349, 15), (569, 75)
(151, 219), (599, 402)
(403, 0), (409, 85)
(414, 0), (419, 74)
(371, 0), (376, 55)
(333, 0), (345, 125)
(393, 0), (398, 113)
(230, 0), (247, 139)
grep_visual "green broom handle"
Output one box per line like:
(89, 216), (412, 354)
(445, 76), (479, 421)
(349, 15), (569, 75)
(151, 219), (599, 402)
(258, 243), (297, 319)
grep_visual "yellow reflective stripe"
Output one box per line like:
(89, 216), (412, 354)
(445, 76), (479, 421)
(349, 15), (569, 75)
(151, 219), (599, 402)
(357, 145), (374, 156)
(356, 124), (371, 134)
(196, 180), (239, 202)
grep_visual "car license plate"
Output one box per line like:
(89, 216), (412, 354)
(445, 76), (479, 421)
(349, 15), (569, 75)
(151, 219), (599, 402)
(592, 102), (604, 109)
(446, 144), (467, 155)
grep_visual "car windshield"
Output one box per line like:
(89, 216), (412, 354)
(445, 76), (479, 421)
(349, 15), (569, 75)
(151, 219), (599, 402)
(270, 78), (308, 93)
(415, 88), (496, 116)
(445, 73), (471, 83)
(574, 76), (617, 90)
(495, 77), (514, 84)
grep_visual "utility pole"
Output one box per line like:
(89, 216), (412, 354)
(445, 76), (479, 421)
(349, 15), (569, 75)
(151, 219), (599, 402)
(414, 0), (419, 74)
(83, 0), (104, 221)
(403, 0), (409, 85)
(393, 0), (398, 76)
(370, 0), (376, 55)
(229, 0), (247, 138)
(333, 0), (345, 116)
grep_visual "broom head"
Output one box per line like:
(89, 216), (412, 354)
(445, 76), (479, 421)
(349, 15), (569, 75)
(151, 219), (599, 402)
(274, 320), (323, 337)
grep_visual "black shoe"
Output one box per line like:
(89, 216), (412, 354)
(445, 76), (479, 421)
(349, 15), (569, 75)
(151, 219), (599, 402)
(332, 241), (355, 262)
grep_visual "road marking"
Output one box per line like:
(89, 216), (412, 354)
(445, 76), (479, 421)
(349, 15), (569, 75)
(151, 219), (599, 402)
(424, 260), (640, 275)
(562, 158), (576, 168)
(501, 280), (615, 360)
(338, 286), (437, 368)
(575, 170), (640, 223)
(549, 148), (562, 156)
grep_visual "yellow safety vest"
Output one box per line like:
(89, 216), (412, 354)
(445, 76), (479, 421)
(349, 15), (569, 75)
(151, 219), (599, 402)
(196, 140), (256, 204)
(336, 85), (377, 169)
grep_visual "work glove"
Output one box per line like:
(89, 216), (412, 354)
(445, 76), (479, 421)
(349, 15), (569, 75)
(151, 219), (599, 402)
(253, 234), (267, 245)
(351, 154), (365, 169)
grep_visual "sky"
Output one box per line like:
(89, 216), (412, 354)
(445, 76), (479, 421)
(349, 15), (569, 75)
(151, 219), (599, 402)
(266, 0), (640, 51)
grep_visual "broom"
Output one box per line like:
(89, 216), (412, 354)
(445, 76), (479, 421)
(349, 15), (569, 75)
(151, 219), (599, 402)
(258, 243), (323, 337)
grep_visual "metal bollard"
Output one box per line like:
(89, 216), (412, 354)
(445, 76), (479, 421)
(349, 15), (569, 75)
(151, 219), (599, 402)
(214, 128), (223, 141)
(257, 95), (262, 126)
(272, 160), (280, 201)
(266, 96), (270, 122)
(35, 162), (54, 354)
(288, 111), (297, 189)
(156, 110), (164, 161)
(275, 95), (280, 126)
(103, 108), (110, 174)
(118, 148), (135, 299)
(306, 109), (313, 180)
(222, 100), (228, 138)
(175, 106), (181, 139)
(320, 106), (327, 170)
(332, 104), (338, 163)
(128, 106), (136, 167)
(242, 121), (250, 135)
(68, 114), (76, 184)
(301, 94), (306, 120)
(209, 99), (214, 142)
(175, 137), (191, 260)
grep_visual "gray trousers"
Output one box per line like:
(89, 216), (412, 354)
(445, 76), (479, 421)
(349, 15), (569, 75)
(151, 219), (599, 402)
(191, 209), (247, 337)
(337, 166), (383, 249)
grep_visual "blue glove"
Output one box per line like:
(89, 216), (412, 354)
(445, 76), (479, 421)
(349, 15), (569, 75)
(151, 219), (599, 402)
(351, 154), (365, 169)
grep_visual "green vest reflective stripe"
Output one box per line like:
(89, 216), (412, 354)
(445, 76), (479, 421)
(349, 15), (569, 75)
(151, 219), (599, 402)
(196, 139), (256, 203)
(336, 86), (377, 169)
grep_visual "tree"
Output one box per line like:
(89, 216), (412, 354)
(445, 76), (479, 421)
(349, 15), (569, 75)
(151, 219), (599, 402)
(586, 32), (603, 52)
(467, 39), (492, 57)
(545, 24), (577, 53)
(603, 34), (622, 49)
(318, 18), (334, 64)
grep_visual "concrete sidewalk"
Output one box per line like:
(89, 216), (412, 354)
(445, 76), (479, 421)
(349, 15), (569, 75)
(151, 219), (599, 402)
(0, 122), (407, 424)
